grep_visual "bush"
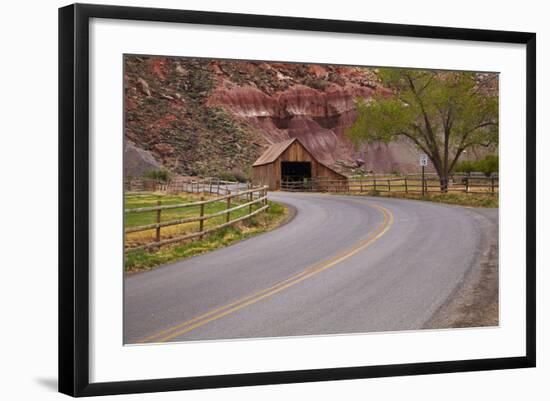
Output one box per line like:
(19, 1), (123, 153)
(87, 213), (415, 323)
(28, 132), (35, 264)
(143, 168), (171, 182)
(454, 160), (476, 174)
(305, 78), (330, 91)
(217, 171), (236, 182)
(217, 168), (249, 183)
(477, 155), (499, 176)
(454, 155), (498, 176)
(230, 168), (249, 183)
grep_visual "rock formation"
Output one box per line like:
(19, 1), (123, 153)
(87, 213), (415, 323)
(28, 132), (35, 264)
(125, 56), (482, 178)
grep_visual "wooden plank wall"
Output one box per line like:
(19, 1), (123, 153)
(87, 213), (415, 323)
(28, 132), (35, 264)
(252, 163), (277, 190)
(252, 140), (347, 190)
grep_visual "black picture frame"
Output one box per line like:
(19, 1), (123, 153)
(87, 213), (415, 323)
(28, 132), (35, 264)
(59, 3), (536, 397)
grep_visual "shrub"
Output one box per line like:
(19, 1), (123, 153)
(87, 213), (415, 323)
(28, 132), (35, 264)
(454, 160), (476, 174)
(230, 168), (249, 183)
(454, 155), (498, 176)
(477, 155), (499, 176)
(305, 78), (330, 91)
(217, 171), (236, 182)
(143, 168), (171, 182)
(217, 168), (249, 183)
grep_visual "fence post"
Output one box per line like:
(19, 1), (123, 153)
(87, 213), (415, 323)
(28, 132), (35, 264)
(155, 200), (162, 243)
(465, 176), (469, 193)
(373, 173), (377, 192)
(387, 179), (391, 193)
(263, 186), (268, 226)
(199, 195), (205, 239)
(491, 177), (495, 195)
(422, 175), (428, 195)
(248, 184), (253, 215)
(226, 190), (231, 223)
(404, 177), (408, 193)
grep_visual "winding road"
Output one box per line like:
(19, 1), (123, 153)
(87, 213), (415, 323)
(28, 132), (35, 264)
(124, 192), (498, 344)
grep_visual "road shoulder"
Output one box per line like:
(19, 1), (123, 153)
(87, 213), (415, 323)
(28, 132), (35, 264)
(423, 207), (499, 329)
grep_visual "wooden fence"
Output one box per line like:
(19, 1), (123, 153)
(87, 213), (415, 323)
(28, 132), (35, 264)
(125, 178), (169, 192)
(125, 185), (269, 253)
(281, 174), (498, 195)
(167, 177), (249, 195)
(125, 177), (248, 195)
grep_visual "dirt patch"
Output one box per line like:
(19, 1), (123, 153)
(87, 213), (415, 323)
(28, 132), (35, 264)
(423, 208), (499, 328)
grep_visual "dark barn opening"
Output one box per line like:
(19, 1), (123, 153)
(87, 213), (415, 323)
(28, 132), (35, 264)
(281, 161), (311, 182)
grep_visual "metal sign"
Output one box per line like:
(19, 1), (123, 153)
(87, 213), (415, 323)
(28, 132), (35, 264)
(419, 154), (428, 167)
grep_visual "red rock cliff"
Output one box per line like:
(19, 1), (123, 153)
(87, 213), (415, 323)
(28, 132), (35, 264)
(124, 56), (425, 178)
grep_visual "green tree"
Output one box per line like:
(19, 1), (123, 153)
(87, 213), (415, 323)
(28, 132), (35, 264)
(347, 69), (498, 190)
(455, 155), (499, 177)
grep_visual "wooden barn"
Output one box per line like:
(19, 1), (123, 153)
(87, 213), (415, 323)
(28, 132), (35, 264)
(251, 138), (347, 190)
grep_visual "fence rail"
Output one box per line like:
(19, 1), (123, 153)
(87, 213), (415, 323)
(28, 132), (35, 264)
(125, 185), (269, 253)
(125, 177), (249, 196)
(281, 174), (498, 195)
(167, 178), (249, 196)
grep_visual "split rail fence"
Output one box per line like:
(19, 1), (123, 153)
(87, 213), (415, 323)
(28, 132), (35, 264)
(125, 185), (269, 253)
(281, 174), (498, 195)
(125, 177), (247, 195)
(167, 178), (249, 195)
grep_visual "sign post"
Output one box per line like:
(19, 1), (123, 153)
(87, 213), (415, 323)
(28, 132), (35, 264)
(419, 154), (428, 196)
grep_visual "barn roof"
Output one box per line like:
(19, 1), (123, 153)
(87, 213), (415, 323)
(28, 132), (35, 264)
(252, 138), (297, 166)
(252, 137), (347, 179)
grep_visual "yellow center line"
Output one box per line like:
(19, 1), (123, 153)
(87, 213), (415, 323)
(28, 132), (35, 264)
(138, 200), (394, 343)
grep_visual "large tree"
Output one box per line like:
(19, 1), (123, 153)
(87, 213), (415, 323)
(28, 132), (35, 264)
(346, 68), (498, 190)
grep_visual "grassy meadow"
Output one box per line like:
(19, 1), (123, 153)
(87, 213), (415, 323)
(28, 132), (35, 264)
(124, 192), (289, 272)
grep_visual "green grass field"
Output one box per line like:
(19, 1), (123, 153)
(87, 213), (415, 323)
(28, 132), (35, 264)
(342, 190), (499, 208)
(125, 192), (265, 247)
(124, 192), (288, 272)
(338, 176), (498, 207)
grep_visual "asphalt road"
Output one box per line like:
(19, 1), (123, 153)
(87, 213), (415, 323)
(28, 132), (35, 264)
(124, 192), (498, 344)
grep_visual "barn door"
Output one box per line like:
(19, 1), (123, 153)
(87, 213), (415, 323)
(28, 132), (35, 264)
(281, 162), (312, 188)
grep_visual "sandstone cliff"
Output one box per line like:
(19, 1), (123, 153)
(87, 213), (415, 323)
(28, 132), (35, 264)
(124, 56), (438, 178)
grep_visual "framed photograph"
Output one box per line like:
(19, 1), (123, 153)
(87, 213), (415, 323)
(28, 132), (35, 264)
(59, 3), (536, 397)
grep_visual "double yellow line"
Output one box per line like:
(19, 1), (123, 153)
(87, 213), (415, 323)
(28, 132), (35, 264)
(138, 200), (394, 343)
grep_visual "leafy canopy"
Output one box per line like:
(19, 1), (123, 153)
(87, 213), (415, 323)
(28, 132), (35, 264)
(347, 68), (498, 179)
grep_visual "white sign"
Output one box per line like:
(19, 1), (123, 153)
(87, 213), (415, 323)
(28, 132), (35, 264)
(419, 154), (429, 167)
